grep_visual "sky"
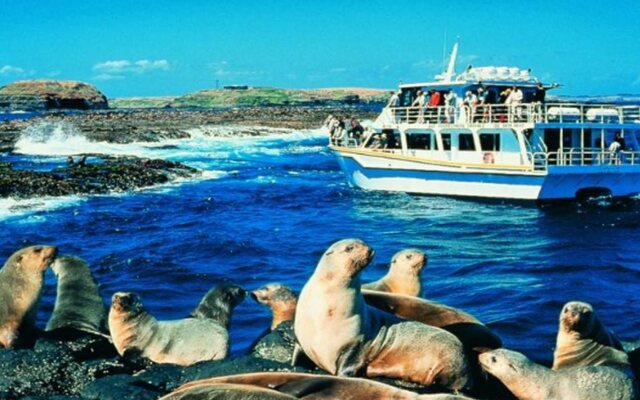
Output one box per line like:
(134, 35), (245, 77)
(1, 0), (639, 98)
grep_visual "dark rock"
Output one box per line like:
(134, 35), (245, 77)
(251, 321), (298, 364)
(35, 333), (117, 362)
(133, 363), (184, 392)
(0, 155), (199, 199)
(180, 355), (309, 385)
(0, 343), (89, 398)
(79, 375), (160, 400)
(22, 396), (84, 400)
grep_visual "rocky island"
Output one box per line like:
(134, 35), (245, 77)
(0, 80), (108, 112)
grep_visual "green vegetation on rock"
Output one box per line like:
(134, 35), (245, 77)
(112, 87), (389, 109)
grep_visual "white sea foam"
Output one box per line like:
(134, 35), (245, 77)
(0, 195), (86, 222)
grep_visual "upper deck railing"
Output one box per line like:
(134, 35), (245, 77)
(384, 102), (640, 126)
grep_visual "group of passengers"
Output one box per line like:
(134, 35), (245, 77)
(389, 81), (555, 123)
(324, 115), (364, 145)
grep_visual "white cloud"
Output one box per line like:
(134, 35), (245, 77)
(208, 61), (265, 78)
(92, 59), (171, 79)
(93, 73), (125, 81)
(0, 65), (26, 76)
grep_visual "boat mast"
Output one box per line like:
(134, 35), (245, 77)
(441, 42), (459, 82)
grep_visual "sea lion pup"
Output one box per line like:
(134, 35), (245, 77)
(0, 245), (57, 348)
(361, 289), (502, 351)
(553, 301), (629, 370)
(362, 248), (426, 297)
(168, 372), (476, 400)
(479, 348), (638, 400)
(251, 283), (297, 330)
(294, 239), (472, 392)
(109, 286), (246, 366)
(45, 255), (108, 336)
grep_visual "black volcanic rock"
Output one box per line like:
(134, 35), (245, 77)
(0, 155), (199, 199)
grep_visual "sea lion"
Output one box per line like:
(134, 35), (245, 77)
(45, 255), (108, 336)
(108, 285), (246, 366)
(294, 239), (472, 392)
(361, 289), (502, 351)
(160, 382), (297, 400)
(169, 372), (476, 400)
(0, 245), (57, 348)
(190, 284), (248, 328)
(553, 301), (629, 370)
(479, 348), (637, 400)
(362, 249), (426, 297)
(252, 283), (297, 330)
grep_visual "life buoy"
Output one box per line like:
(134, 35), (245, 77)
(483, 152), (495, 164)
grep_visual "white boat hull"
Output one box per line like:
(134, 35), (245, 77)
(333, 147), (640, 201)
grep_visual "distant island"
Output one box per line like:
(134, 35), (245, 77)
(0, 80), (389, 112)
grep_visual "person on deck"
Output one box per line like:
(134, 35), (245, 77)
(427, 89), (441, 122)
(387, 90), (400, 107)
(412, 90), (427, 122)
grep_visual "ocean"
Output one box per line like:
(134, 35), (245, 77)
(1, 121), (640, 365)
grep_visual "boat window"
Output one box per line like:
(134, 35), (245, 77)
(480, 133), (501, 151)
(441, 133), (451, 151)
(407, 133), (432, 150)
(458, 133), (476, 151)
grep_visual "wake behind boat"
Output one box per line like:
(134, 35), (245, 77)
(328, 43), (640, 202)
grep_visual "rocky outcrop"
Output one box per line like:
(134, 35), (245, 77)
(0, 156), (198, 199)
(0, 107), (380, 152)
(0, 81), (108, 112)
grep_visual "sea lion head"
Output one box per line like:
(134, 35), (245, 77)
(319, 239), (374, 280)
(560, 301), (595, 335)
(50, 255), (87, 277)
(5, 245), (58, 275)
(251, 283), (297, 308)
(206, 284), (247, 309)
(391, 248), (427, 274)
(479, 348), (528, 377)
(111, 292), (145, 317)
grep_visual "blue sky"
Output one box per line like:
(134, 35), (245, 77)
(1, 0), (639, 97)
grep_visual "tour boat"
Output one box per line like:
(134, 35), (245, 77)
(328, 44), (640, 202)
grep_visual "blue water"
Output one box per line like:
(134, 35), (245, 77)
(1, 124), (640, 366)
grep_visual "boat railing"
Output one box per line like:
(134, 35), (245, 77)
(529, 148), (640, 170)
(384, 103), (640, 126)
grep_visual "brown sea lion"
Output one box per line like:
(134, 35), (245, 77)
(294, 239), (472, 392)
(45, 255), (108, 336)
(0, 245), (57, 348)
(362, 249), (426, 297)
(108, 285), (246, 366)
(160, 382), (297, 400)
(480, 348), (637, 400)
(361, 289), (502, 351)
(251, 283), (297, 330)
(170, 372), (476, 399)
(552, 301), (629, 370)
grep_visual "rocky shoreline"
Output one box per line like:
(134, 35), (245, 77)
(0, 324), (313, 399)
(0, 106), (380, 153)
(0, 156), (199, 199)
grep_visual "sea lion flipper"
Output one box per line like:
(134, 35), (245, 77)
(335, 336), (368, 377)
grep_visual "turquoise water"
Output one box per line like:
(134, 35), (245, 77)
(1, 122), (639, 364)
